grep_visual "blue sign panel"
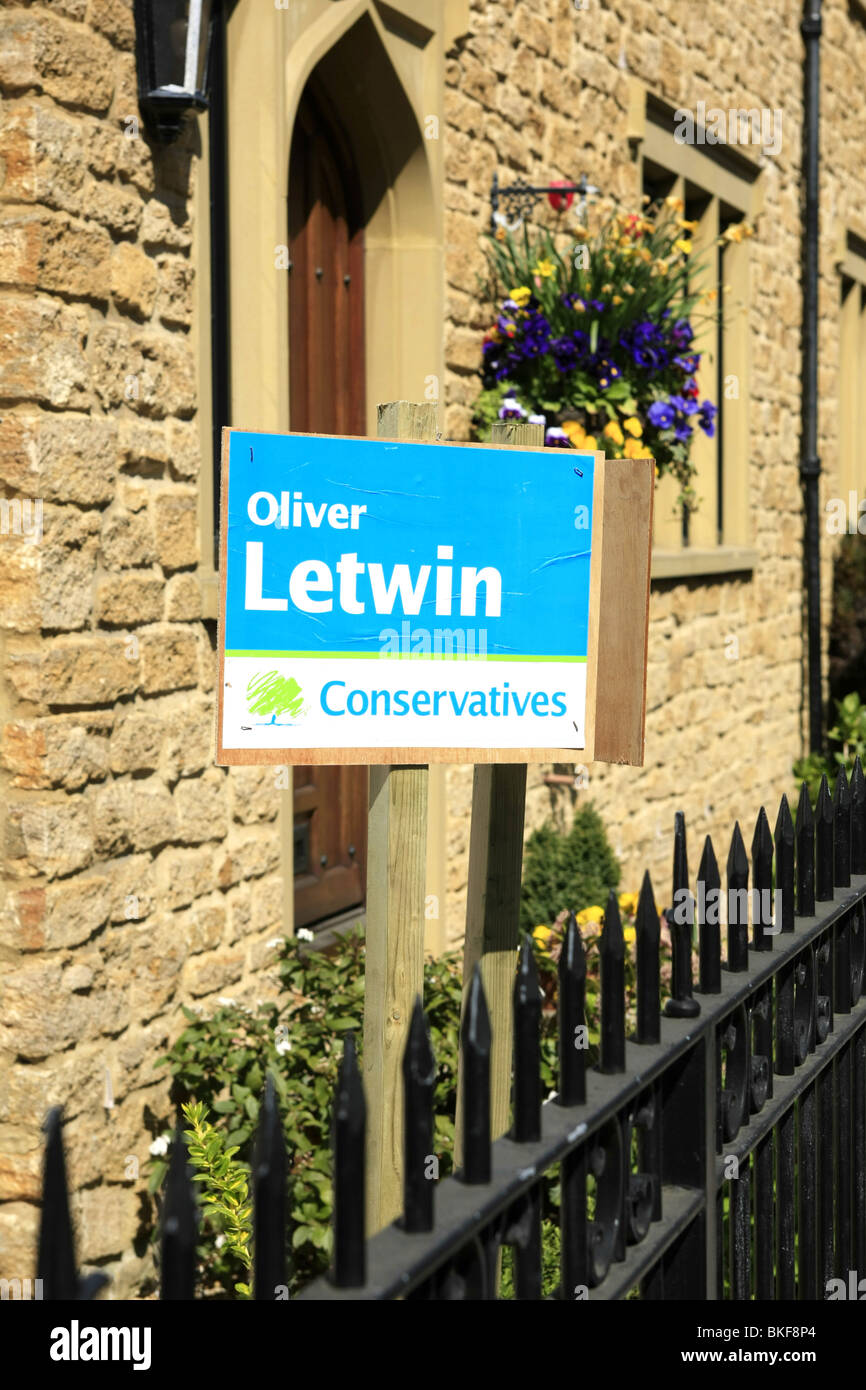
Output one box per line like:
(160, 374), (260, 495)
(219, 429), (596, 756)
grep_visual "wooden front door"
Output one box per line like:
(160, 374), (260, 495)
(288, 89), (368, 929)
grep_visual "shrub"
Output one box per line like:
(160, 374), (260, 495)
(793, 691), (866, 804)
(520, 804), (621, 934)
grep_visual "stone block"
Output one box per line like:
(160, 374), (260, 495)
(111, 240), (158, 319)
(0, 295), (89, 407)
(101, 510), (156, 569)
(155, 845), (214, 911)
(230, 766), (281, 825)
(154, 492), (198, 570)
(174, 773), (229, 844)
(139, 626), (198, 693)
(0, 414), (117, 506)
(109, 713), (162, 773)
(0, 13), (114, 113)
(96, 572), (165, 626)
(5, 798), (93, 878)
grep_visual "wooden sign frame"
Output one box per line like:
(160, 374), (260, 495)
(215, 427), (653, 769)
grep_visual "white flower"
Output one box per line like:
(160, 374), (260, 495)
(215, 1235), (225, 1249)
(267, 936), (285, 949)
(217, 996), (236, 1007)
(275, 1038), (292, 1055)
(149, 1135), (169, 1157)
(296, 928), (314, 942)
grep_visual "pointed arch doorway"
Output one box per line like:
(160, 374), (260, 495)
(288, 87), (368, 931)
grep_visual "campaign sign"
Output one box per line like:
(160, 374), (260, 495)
(217, 429), (599, 763)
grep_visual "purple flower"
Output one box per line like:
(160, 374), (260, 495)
(671, 319), (694, 348)
(647, 400), (675, 430)
(669, 394), (699, 416)
(498, 395), (526, 420)
(674, 421), (694, 442)
(545, 427), (570, 448)
(697, 400), (717, 437)
(674, 353), (700, 373)
(589, 299), (606, 313)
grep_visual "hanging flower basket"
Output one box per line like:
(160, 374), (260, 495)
(474, 197), (753, 511)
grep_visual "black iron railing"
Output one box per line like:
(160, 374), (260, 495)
(32, 766), (866, 1299)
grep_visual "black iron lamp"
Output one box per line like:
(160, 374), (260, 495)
(133, 0), (215, 142)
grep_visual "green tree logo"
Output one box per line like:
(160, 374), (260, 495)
(246, 671), (305, 725)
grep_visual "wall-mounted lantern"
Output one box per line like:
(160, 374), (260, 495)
(133, 0), (215, 142)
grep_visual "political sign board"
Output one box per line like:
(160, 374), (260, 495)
(216, 428), (653, 765)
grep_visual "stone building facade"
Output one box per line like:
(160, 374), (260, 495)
(0, 0), (862, 1293)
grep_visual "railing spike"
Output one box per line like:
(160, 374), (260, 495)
(160, 1125), (198, 1301)
(37, 1107), (79, 1301)
(402, 997), (436, 1233)
(558, 910), (588, 1098)
(461, 965), (492, 1183)
(253, 1073), (287, 1300)
(600, 889), (627, 1069)
(751, 806), (774, 952)
(774, 794), (795, 933)
(815, 774), (834, 901)
(796, 782), (815, 916)
(332, 1032), (366, 1288)
(636, 871), (661, 1041)
(833, 765), (851, 888)
(697, 835), (722, 993)
(851, 756), (866, 874)
(667, 811), (700, 1017)
(726, 821), (749, 971)
(513, 936), (542, 1142)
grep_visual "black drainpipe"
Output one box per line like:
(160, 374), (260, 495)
(209, 0), (231, 572)
(801, 0), (822, 754)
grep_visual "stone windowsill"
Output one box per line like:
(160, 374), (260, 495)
(651, 546), (759, 582)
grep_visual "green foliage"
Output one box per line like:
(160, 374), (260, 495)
(152, 928), (467, 1296)
(182, 1100), (252, 1298)
(793, 691), (866, 803)
(520, 805), (621, 934)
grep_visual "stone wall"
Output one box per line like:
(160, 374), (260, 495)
(439, 0), (866, 940)
(0, 0), (288, 1295)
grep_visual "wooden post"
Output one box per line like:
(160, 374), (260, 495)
(454, 418), (544, 1163)
(364, 401), (436, 1233)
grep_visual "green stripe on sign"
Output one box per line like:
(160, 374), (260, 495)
(224, 650), (588, 662)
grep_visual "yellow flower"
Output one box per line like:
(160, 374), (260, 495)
(576, 905), (605, 927)
(624, 438), (647, 458)
(701, 288), (718, 303)
(677, 218), (699, 232)
(533, 258), (556, 278)
(612, 294), (623, 306)
(510, 285), (532, 305)
(532, 924), (553, 947)
(495, 226), (507, 242)
(618, 891), (640, 915)
(601, 283), (613, 293)
(654, 259), (669, 276)
(582, 435), (598, 450)
(623, 416), (643, 438)
(623, 926), (637, 945)
(561, 419), (586, 446)
(603, 420), (624, 446)
(665, 195), (685, 213)
(673, 238), (693, 255)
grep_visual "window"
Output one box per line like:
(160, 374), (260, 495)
(839, 233), (866, 507)
(629, 86), (763, 577)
